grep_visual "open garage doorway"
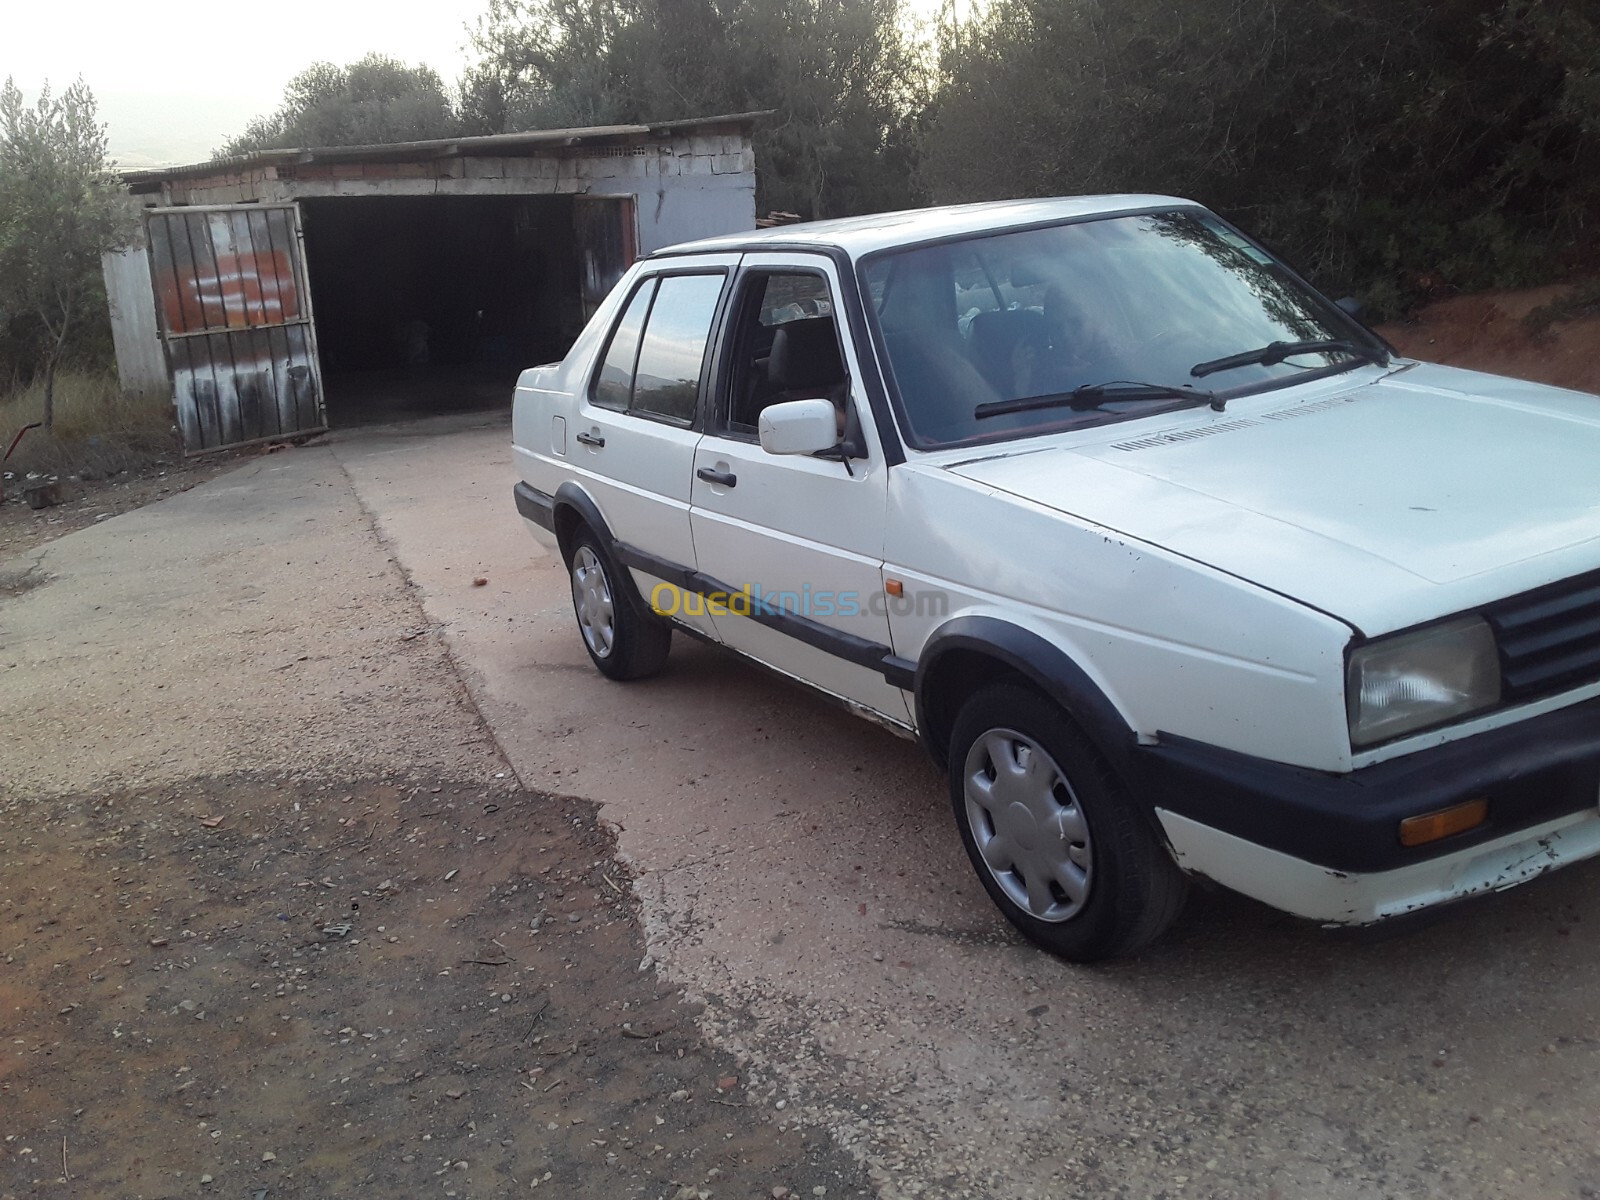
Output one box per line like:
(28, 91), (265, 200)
(113, 116), (759, 453)
(299, 194), (632, 428)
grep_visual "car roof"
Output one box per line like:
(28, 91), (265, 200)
(648, 195), (1199, 260)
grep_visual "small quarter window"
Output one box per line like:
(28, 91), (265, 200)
(631, 274), (726, 424)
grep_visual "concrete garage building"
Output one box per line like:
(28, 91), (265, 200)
(104, 113), (761, 453)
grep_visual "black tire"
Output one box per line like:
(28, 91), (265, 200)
(947, 682), (1187, 962)
(566, 524), (672, 681)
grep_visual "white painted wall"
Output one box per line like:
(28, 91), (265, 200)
(638, 174), (755, 254)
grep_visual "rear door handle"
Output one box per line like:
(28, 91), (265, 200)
(696, 467), (737, 488)
(576, 431), (605, 448)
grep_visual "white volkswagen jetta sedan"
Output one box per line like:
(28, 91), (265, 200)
(512, 196), (1600, 961)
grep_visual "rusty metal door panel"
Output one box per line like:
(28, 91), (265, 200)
(146, 204), (326, 453)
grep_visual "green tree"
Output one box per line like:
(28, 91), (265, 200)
(922, 0), (1600, 311)
(718, 0), (925, 217)
(461, 0), (925, 218)
(0, 77), (133, 428)
(221, 54), (458, 155)
(460, 0), (635, 133)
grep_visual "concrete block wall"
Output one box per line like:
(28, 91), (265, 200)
(147, 129), (756, 217)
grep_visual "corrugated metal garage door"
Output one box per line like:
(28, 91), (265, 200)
(146, 205), (327, 453)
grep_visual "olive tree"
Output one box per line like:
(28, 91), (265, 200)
(921, 0), (1600, 311)
(221, 54), (458, 156)
(461, 0), (925, 218)
(0, 78), (133, 428)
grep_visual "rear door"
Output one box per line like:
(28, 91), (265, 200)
(688, 253), (912, 721)
(146, 204), (326, 453)
(568, 254), (738, 636)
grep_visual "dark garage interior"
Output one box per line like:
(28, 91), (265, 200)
(300, 195), (584, 426)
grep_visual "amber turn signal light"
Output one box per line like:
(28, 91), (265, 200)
(884, 578), (904, 597)
(1399, 798), (1489, 848)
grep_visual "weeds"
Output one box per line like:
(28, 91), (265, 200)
(0, 370), (176, 480)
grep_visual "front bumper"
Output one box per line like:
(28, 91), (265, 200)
(1156, 806), (1600, 925)
(1137, 694), (1600, 922)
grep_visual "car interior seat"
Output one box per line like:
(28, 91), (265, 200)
(765, 316), (849, 411)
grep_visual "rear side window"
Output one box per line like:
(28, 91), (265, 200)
(631, 275), (726, 422)
(592, 282), (654, 411)
(590, 272), (724, 423)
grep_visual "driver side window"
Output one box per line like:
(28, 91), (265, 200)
(720, 271), (850, 438)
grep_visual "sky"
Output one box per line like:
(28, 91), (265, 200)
(3, 0), (488, 166)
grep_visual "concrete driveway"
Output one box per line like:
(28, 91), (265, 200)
(331, 414), (1600, 1200)
(6, 414), (1596, 1199)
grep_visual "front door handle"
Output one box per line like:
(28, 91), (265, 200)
(696, 467), (738, 488)
(576, 430), (605, 448)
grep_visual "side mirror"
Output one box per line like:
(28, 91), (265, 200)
(758, 399), (837, 456)
(1336, 296), (1366, 320)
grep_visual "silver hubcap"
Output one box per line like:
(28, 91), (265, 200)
(963, 728), (1093, 922)
(570, 546), (615, 658)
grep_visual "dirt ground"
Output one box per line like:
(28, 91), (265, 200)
(1378, 284), (1600, 395)
(0, 772), (866, 1199)
(0, 450), (247, 561)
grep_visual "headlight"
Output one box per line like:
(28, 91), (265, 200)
(1346, 616), (1502, 747)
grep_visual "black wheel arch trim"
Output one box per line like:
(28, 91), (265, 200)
(912, 618), (1600, 877)
(518, 494), (1600, 880)
(544, 482), (663, 623)
(914, 617), (1138, 776)
(549, 481), (616, 560)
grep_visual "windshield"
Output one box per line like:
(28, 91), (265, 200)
(860, 210), (1375, 448)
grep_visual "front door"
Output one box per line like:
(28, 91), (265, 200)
(688, 255), (912, 722)
(146, 204), (326, 453)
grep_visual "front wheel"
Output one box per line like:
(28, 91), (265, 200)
(566, 526), (672, 681)
(948, 683), (1187, 962)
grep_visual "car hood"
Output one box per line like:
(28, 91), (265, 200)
(945, 363), (1600, 635)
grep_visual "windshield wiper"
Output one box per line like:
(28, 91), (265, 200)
(1189, 338), (1384, 379)
(975, 380), (1221, 420)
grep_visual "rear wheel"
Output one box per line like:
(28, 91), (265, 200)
(948, 682), (1187, 961)
(567, 526), (671, 681)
